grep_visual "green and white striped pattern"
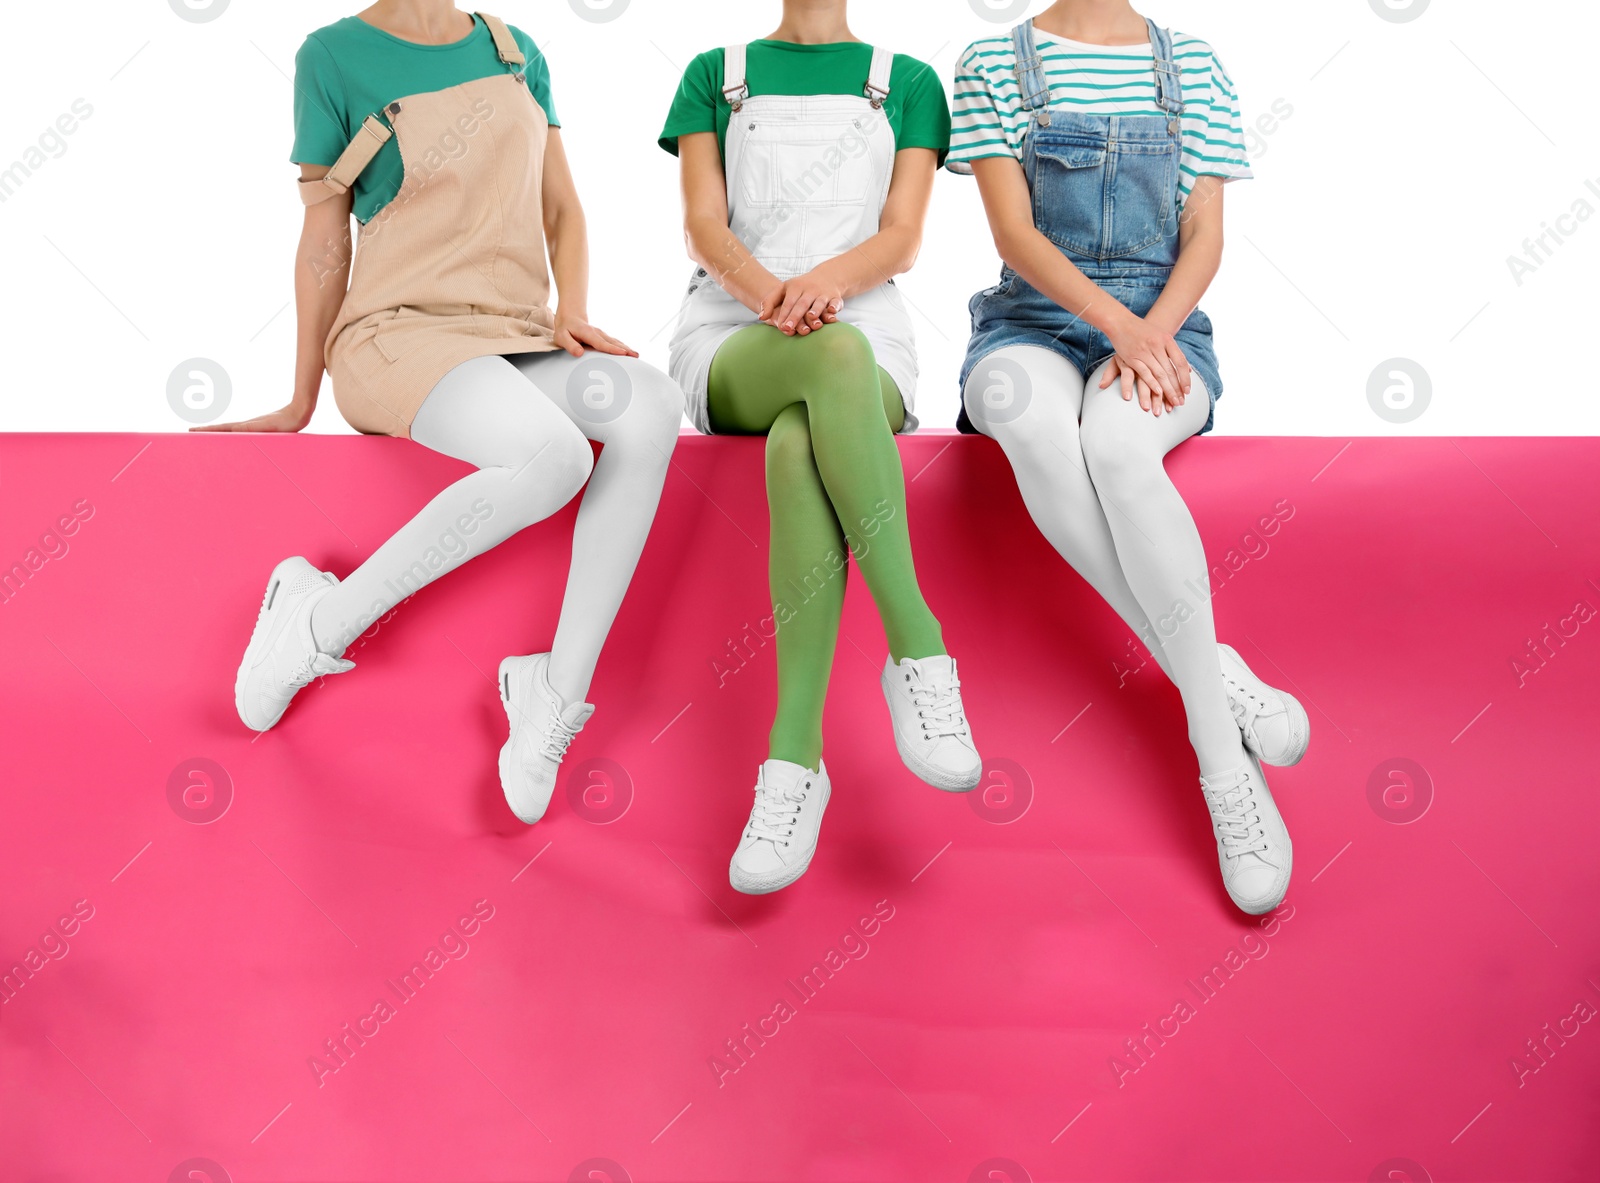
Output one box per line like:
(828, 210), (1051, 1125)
(949, 28), (1252, 204)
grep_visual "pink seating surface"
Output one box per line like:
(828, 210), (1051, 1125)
(2, 432), (1597, 1183)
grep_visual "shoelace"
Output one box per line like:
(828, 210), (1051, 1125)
(536, 714), (581, 763)
(1224, 674), (1267, 749)
(1203, 771), (1268, 859)
(286, 651), (347, 691)
(745, 777), (810, 847)
(908, 672), (968, 741)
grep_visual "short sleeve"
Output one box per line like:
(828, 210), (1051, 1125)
(658, 51), (721, 156)
(291, 34), (349, 166)
(1194, 50), (1252, 183)
(511, 27), (560, 128)
(891, 58), (950, 166)
(656, 50), (720, 156)
(946, 41), (1021, 175)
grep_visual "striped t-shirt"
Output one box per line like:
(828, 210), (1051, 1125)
(948, 26), (1252, 205)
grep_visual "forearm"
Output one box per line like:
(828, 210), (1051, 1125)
(686, 213), (777, 313)
(292, 223), (351, 409)
(1146, 223), (1222, 334)
(811, 224), (921, 301)
(546, 203), (591, 319)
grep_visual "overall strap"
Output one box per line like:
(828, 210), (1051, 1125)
(477, 11), (527, 75)
(1011, 20), (1052, 127)
(723, 44), (750, 111)
(864, 46), (893, 109)
(299, 13), (525, 206)
(1146, 18), (1184, 116)
(298, 105), (400, 207)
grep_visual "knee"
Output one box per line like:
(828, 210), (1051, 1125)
(549, 426), (597, 501)
(503, 421), (594, 517)
(613, 362), (684, 450)
(567, 357), (682, 453)
(965, 355), (1082, 462)
(795, 323), (882, 416)
(1080, 411), (1153, 496)
(811, 321), (874, 368)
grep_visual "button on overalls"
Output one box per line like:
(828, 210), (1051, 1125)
(668, 45), (922, 434)
(959, 18), (1224, 435)
(300, 12), (561, 439)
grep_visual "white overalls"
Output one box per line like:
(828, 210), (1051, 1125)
(668, 45), (921, 434)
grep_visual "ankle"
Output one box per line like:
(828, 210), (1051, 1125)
(1194, 733), (1250, 781)
(307, 601), (349, 660)
(887, 623), (945, 664)
(545, 657), (589, 707)
(1203, 745), (1248, 781)
(768, 736), (822, 773)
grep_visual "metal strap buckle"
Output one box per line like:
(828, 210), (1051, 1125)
(864, 82), (890, 111)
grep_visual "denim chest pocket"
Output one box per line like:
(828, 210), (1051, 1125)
(1032, 135), (1179, 261)
(1030, 139), (1109, 258)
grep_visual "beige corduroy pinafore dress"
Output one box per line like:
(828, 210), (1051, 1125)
(299, 12), (560, 438)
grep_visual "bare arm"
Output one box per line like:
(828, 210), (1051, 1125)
(195, 163), (352, 431)
(768, 147), (938, 335)
(204, 127), (632, 435)
(1147, 174), (1224, 337)
(678, 133), (938, 336)
(971, 156), (1226, 414)
(542, 127), (635, 357)
(679, 131), (780, 315)
(540, 128), (633, 356)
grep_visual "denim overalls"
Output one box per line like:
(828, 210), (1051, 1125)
(958, 18), (1222, 435)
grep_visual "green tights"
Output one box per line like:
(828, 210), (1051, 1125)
(707, 321), (946, 771)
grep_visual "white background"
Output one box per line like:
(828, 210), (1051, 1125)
(0, 0), (1591, 435)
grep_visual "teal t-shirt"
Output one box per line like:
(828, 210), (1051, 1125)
(292, 14), (558, 223)
(658, 41), (950, 165)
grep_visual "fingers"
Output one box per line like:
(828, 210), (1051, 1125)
(798, 295), (830, 335)
(1165, 339), (1192, 401)
(1148, 353), (1181, 411)
(588, 328), (636, 356)
(757, 285), (785, 324)
(774, 287), (811, 334)
(1127, 359), (1163, 413)
(564, 323), (639, 357)
(193, 418), (265, 433)
(553, 326), (584, 357)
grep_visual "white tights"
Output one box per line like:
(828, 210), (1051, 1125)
(311, 351), (681, 704)
(963, 344), (1246, 777)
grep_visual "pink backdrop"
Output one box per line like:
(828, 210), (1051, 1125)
(2, 432), (1597, 1182)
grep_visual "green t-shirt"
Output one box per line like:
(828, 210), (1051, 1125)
(291, 14), (558, 224)
(658, 41), (950, 164)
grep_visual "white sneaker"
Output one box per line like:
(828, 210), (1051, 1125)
(1200, 754), (1292, 915)
(1219, 643), (1310, 767)
(235, 557), (355, 732)
(729, 760), (831, 895)
(498, 653), (594, 824)
(880, 655), (982, 792)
